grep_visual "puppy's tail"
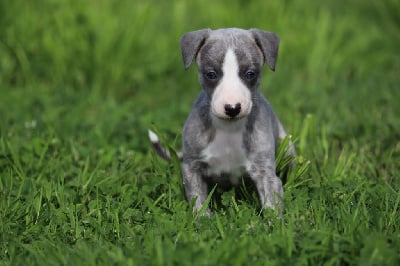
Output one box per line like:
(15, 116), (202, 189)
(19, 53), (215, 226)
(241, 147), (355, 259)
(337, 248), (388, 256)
(148, 129), (183, 162)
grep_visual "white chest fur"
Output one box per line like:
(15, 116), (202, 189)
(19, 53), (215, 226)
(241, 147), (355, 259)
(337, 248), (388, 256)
(201, 120), (249, 184)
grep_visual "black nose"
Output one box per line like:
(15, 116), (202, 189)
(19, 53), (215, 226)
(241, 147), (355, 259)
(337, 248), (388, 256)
(224, 103), (241, 118)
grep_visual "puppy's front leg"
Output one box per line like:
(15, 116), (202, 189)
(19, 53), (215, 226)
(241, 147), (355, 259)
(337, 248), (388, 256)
(248, 157), (284, 212)
(181, 162), (211, 216)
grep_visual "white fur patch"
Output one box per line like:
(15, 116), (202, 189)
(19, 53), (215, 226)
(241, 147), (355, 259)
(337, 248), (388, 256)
(201, 119), (249, 184)
(148, 129), (159, 143)
(211, 48), (252, 119)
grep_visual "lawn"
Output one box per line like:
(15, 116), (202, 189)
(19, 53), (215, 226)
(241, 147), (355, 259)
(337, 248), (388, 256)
(1, 0), (399, 265)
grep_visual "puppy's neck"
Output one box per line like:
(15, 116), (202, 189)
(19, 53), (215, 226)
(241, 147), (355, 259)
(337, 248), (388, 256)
(211, 115), (248, 132)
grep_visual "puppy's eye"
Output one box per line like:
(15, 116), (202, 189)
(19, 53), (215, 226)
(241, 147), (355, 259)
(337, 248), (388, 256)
(245, 70), (256, 80)
(205, 71), (218, 80)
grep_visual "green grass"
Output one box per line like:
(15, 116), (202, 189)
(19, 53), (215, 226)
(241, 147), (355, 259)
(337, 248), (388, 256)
(1, 0), (400, 265)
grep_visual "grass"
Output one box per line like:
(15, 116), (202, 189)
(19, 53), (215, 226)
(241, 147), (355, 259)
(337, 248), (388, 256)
(1, 0), (400, 265)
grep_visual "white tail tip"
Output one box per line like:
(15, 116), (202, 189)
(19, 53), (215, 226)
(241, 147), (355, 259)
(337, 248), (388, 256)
(148, 129), (159, 143)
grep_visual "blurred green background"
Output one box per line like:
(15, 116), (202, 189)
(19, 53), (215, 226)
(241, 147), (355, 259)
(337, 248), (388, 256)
(1, 0), (399, 146)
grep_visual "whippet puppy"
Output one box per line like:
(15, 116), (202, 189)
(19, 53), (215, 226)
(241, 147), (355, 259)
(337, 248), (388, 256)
(149, 28), (295, 215)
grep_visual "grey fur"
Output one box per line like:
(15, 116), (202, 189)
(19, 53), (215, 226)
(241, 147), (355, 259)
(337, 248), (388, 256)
(150, 28), (294, 216)
(180, 29), (211, 69)
(250, 29), (280, 71)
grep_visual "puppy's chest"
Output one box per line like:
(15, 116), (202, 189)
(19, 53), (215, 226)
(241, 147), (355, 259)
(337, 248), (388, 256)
(201, 130), (249, 184)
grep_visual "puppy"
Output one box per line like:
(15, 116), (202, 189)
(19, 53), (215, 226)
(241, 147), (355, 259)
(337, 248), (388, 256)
(149, 28), (295, 215)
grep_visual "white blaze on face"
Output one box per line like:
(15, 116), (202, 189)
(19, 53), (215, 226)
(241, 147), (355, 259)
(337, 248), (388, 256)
(211, 48), (252, 119)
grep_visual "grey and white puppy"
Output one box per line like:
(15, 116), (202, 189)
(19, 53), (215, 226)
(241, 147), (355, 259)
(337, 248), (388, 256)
(149, 28), (294, 215)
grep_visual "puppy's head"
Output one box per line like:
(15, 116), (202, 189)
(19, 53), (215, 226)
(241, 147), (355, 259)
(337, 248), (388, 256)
(180, 28), (279, 120)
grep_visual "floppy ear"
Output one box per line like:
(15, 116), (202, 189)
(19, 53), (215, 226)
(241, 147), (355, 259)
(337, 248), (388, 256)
(250, 29), (280, 71)
(180, 29), (211, 69)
